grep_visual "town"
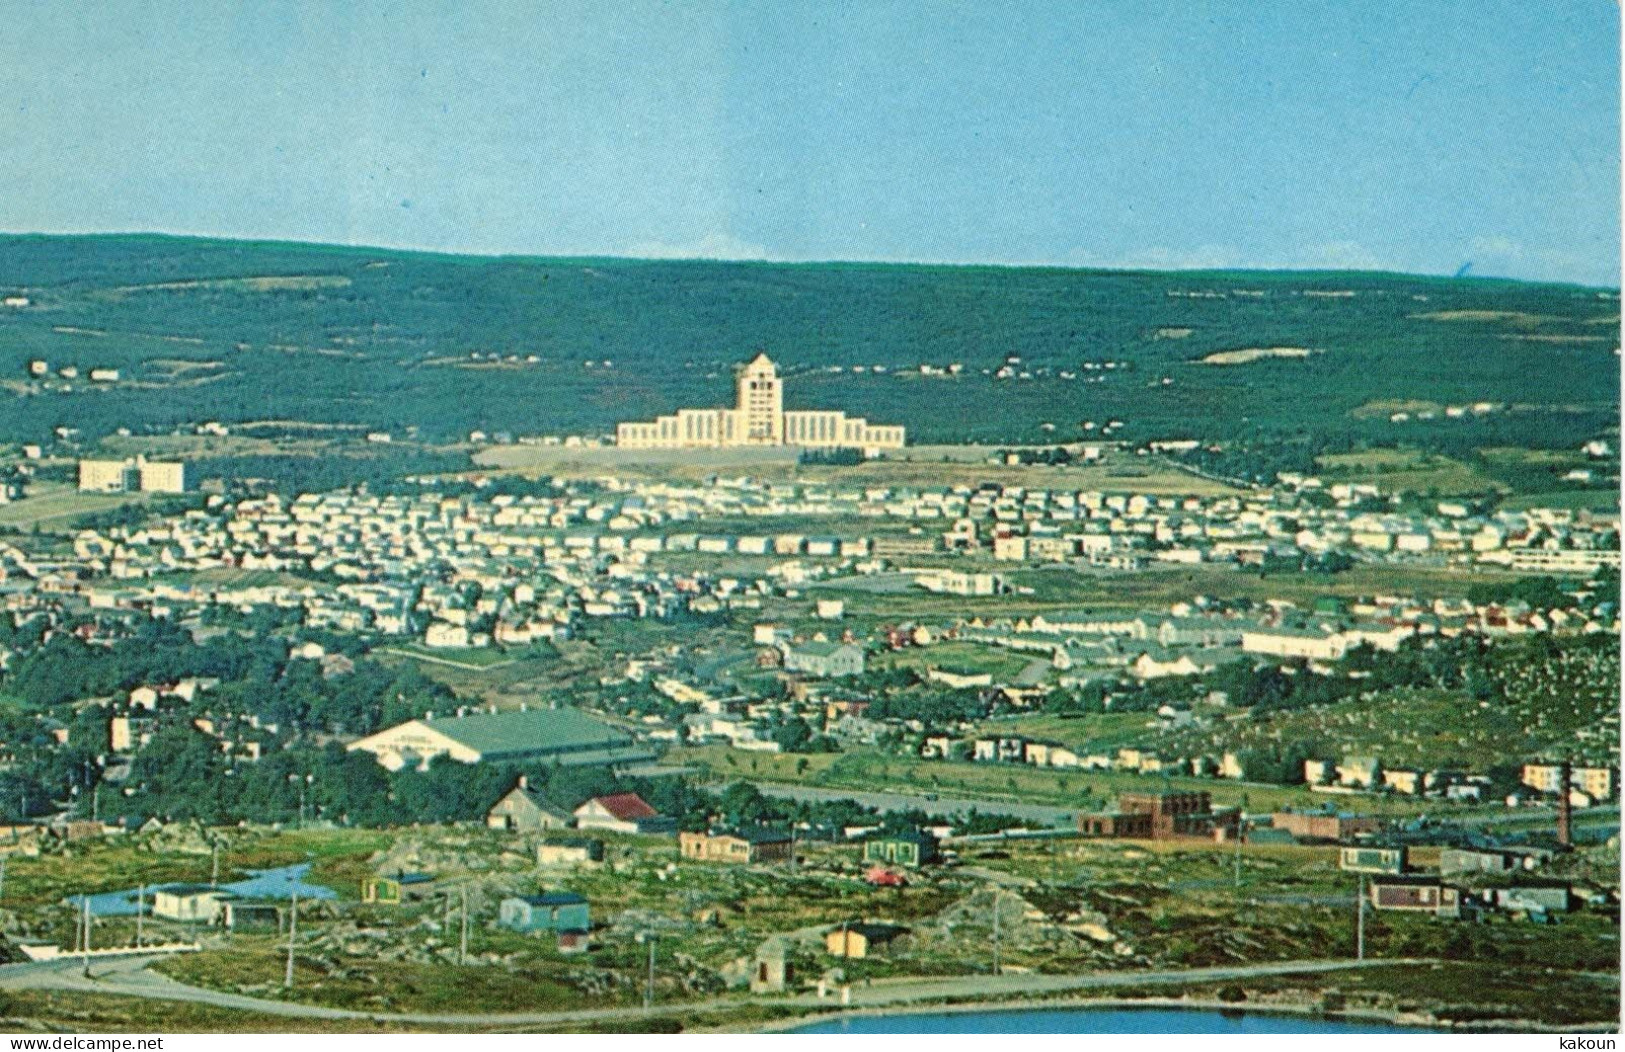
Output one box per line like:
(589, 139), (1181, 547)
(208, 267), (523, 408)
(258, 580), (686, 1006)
(0, 343), (1615, 1031)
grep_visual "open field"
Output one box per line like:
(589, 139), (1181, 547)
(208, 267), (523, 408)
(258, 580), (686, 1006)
(1315, 450), (1503, 496)
(1, 236), (1614, 455)
(1498, 489), (1620, 511)
(669, 746), (1501, 819)
(0, 484), (155, 529)
(800, 562), (1523, 621)
(473, 443), (1241, 496)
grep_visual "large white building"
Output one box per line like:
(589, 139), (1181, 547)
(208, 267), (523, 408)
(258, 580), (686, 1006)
(616, 353), (904, 452)
(346, 706), (654, 771)
(77, 456), (187, 494)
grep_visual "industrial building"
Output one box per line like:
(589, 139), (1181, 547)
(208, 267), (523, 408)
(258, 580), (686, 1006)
(346, 706), (653, 772)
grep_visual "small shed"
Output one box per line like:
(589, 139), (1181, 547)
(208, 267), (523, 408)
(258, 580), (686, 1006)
(863, 831), (941, 869)
(362, 871), (436, 905)
(499, 891), (590, 934)
(152, 884), (232, 923)
(750, 938), (790, 993)
(537, 838), (605, 866)
(1339, 845), (1407, 875)
(825, 922), (911, 959)
(221, 900), (281, 930)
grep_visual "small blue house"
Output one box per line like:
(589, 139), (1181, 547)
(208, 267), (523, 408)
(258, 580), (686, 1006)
(499, 891), (590, 934)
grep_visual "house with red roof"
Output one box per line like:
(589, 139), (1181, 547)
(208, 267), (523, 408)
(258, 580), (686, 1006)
(573, 792), (675, 836)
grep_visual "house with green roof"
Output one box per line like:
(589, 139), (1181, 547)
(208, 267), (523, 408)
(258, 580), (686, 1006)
(346, 705), (654, 771)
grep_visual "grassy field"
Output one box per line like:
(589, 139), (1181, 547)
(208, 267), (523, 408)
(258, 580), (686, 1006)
(798, 562), (1520, 621)
(0, 484), (154, 529)
(474, 444), (1239, 496)
(1315, 450), (1502, 495)
(875, 641), (1039, 682)
(4, 235), (1612, 455)
(1497, 489), (1620, 511)
(671, 745), (1485, 819)
(379, 644), (519, 669)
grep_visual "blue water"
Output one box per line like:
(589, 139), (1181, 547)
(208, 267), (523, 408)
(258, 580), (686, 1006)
(67, 863), (336, 917)
(790, 1006), (1440, 1034)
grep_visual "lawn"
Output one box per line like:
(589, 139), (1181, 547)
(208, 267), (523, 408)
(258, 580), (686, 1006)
(875, 641), (1038, 682)
(1316, 450), (1502, 496)
(671, 745), (1468, 819)
(0, 485), (154, 529)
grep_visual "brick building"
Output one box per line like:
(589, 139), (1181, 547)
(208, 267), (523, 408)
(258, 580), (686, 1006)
(1271, 808), (1385, 842)
(1079, 790), (1238, 840)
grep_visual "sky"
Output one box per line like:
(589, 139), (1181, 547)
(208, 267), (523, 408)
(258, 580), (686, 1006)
(0, 1), (1618, 285)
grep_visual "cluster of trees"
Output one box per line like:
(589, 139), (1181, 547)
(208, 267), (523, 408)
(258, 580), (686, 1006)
(0, 617), (278, 709)
(116, 735), (709, 828)
(797, 448), (864, 466)
(709, 780), (1031, 837)
(197, 448), (473, 497)
(993, 447), (1077, 466)
(1465, 574), (1591, 611)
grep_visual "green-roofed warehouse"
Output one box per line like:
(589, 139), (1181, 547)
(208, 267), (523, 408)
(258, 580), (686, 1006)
(346, 706), (655, 771)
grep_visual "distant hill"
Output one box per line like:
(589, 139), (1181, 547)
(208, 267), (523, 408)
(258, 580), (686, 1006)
(0, 233), (1615, 449)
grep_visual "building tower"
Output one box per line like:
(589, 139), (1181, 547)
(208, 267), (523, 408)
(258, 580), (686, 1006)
(735, 353), (783, 444)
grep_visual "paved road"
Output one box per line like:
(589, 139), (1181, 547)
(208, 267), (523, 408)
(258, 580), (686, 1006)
(0, 953), (1421, 1027)
(755, 782), (1078, 826)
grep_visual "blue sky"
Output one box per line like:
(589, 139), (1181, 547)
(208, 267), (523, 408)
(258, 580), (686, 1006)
(0, 1), (1618, 284)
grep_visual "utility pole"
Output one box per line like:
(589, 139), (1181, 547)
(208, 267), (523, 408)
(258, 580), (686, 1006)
(284, 888), (299, 989)
(1233, 825), (1242, 888)
(1, 854), (8, 901)
(459, 885), (469, 965)
(991, 888), (1001, 976)
(211, 840), (220, 888)
(136, 884), (145, 946)
(642, 933), (658, 1010)
(1234, 793), (1248, 889)
(80, 898), (90, 977)
(1356, 875), (1366, 961)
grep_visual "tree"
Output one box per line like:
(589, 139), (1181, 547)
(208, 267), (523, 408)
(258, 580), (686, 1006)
(773, 717), (814, 754)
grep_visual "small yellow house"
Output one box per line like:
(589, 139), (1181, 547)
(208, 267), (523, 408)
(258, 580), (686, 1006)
(361, 871), (436, 905)
(825, 922), (911, 959)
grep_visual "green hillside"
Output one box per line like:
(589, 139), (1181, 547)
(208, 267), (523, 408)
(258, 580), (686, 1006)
(0, 234), (1616, 450)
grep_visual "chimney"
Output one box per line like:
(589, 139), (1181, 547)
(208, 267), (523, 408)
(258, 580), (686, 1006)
(517, 774), (527, 790)
(1558, 759), (1574, 848)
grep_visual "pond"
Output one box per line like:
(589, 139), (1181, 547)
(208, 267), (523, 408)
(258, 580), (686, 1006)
(66, 862), (336, 916)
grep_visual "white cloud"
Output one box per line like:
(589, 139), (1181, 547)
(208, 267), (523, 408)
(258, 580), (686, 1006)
(1064, 240), (1394, 273)
(624, 232), (769, 261)
(1468, 234), (1524, 260)
(1298, 240), (1386, 270)
(1065, 244), (1247, 271)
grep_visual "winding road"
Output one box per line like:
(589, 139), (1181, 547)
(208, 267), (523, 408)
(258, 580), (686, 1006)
(0, 953), (1426, 1028)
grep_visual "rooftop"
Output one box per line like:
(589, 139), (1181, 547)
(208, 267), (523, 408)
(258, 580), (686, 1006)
(423, 707), (631, 759)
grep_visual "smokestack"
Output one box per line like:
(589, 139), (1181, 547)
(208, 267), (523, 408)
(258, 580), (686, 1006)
(1558, 759), (1574, 848)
